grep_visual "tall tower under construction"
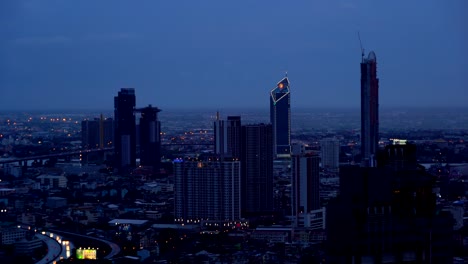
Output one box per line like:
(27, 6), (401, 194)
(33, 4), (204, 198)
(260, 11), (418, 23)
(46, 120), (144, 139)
(360, 51), (379, 167)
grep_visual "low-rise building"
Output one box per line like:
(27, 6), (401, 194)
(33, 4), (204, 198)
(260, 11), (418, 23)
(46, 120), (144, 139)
(37, 174), (67, 189)
(15, 236), (43, 255)
(0, 227), (27, 245)
(251, 227), (293, 243)
(46, 197), (67, 208)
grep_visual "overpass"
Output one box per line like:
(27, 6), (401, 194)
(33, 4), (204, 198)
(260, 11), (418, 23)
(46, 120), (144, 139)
(0, 148), (114, 165)
(0, 143), (213, 166)
(49, 229), (120, 260)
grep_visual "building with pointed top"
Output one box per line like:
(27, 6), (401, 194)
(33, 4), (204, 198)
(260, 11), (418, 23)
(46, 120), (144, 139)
(270, 75), (291, 158)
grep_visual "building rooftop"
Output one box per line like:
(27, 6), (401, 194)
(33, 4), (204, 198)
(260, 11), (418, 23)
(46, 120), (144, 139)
(367, 51), (376, 62)
(108, 219), (148, 226)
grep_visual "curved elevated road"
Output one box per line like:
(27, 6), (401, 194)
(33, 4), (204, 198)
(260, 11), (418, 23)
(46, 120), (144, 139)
(49, 229), (120, 259)
(36, 231), (74, 264)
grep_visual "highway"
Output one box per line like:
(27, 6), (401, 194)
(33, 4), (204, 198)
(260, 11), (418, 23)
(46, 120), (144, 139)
(35, 231), (74, 264)
(49, 229), (120, 259)
(0, 148), (113, 165)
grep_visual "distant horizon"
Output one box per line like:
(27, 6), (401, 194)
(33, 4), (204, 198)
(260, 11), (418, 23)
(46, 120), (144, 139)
(2, 105), (468, 114)
(1, 105), (467, 131)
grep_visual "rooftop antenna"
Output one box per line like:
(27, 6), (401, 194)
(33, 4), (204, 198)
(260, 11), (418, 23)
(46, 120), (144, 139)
(358, 31), (364, 62)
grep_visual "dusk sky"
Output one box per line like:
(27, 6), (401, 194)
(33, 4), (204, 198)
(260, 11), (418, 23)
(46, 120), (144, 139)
(1, 0), (467, 111)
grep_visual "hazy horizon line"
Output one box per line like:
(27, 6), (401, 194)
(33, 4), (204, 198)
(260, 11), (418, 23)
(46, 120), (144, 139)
(1, 105), (468, 114)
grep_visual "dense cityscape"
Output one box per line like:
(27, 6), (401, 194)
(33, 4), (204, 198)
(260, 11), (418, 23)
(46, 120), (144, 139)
(0, 50), (468, 263)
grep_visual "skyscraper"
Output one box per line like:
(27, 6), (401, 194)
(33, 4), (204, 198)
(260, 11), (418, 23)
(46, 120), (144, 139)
(81, 118), (100, 149)
(320, 138), (340, 172)
(270, 75), (291, 158)
(174, 160), (241, 222)
(81, 116), (114, 149)
(214, 114), (241, 160)
(326, 144), (451, 263)
(101, 115), (114, 148)
(137, 105), (162, 172)
(291, 151), (320, 217)
(114, 88), (136, 170)
(241, 124), (273, 217)
(360, 51), (379, 167)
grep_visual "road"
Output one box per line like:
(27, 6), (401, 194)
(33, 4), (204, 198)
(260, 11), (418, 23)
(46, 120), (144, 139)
(35, 231), (74, 264)
(49, 229), (120, 259)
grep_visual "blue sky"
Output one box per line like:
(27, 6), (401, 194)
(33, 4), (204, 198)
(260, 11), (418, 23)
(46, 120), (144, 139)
(1, 0), (467, 110)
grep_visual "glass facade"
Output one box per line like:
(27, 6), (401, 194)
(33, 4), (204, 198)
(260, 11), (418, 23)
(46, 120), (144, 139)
(270, 77), (291, 157)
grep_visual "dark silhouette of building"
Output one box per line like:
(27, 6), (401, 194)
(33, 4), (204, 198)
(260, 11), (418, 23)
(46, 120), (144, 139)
(226, 116), (242, 159)
(270, 75), (291, 158)
(114, 88), (136, 170)
(320, 138), (340, 172)
(137, 105), (161, 172)
(326, 144), (453, 263)
(378, 142), (418, 171)
(81, 115), (113, 149)
(241, 124), (273, 217)
(360, 51), (379, 167)
(291, 151), (320, 216)
(81, 119), (99, 149)
(214, 114), (241, 160)
(101, 115), (114, 148)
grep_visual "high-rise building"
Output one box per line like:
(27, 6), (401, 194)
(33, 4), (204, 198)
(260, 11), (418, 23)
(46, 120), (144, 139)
(81, 119), (100, 149)
(137, 105), (162, 171)
(226, 116), (242, 159)
(291, 151), (320, 218)
(360, 51), (379, 167)
(327, 144), (453, 263)
(101, 115), (114, 148)
(270, 75), (291, 158)
(320, 138), (340, 171)
(241, 124), (273, 217)
(114, 88), (136, 169)
(214, 114), (241, 160)
(174, 160), (241, 222)
(81, 116), (113, 149)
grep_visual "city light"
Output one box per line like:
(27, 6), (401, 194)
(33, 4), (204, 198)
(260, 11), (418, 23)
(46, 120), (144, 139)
(76, 248), (97, 260)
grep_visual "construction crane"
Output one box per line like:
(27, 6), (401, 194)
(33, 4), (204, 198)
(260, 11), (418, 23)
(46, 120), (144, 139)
(358, 31), (364, 62)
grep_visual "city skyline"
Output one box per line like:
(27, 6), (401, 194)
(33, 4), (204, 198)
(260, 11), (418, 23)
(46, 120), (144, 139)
(1, 1), (467, 110)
